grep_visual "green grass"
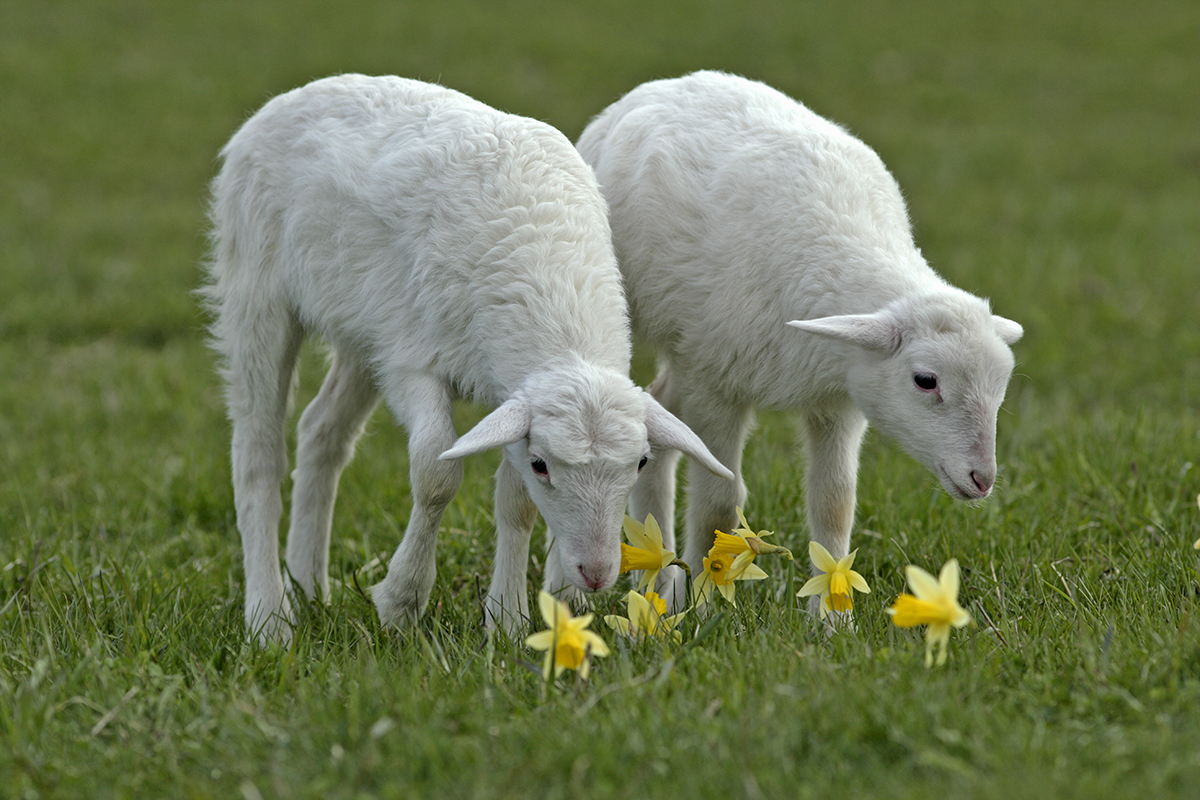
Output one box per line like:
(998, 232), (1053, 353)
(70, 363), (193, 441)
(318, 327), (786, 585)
(2, 0), (1199, 797)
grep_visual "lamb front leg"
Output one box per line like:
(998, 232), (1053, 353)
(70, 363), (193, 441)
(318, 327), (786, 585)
(488, 455), (539, 636)
(801, 408), (868, 622)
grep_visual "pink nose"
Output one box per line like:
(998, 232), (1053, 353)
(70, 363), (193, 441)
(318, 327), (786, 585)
(578, 564), (611, 592)
(970, 470), (993, 496)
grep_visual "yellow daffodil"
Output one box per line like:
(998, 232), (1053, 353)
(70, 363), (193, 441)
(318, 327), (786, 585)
(604, 590), (685, 644)
(796, 541), (870, 617)
(691, 543), (768, 606)
(886, 558), (972, 667)
(619, 513), (682, 591)
(525, 591), (610, 680)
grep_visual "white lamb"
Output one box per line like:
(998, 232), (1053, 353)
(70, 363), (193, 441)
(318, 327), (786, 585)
(573, 71), (1023, 611)
(202, 74), (733, 644)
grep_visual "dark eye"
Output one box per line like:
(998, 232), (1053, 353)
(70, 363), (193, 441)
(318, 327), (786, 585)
(914, 373), (938, 392)
(531, 458), (549, 478)
(637, 455), (649, 472)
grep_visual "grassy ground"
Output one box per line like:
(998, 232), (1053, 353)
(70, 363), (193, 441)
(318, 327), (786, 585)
(2, 1), (1199, 797)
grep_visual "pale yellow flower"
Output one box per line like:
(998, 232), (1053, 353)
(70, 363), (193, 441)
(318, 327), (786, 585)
(886, 559), (972, 667)
(604, 590), (685, 644)
(691, 542), (768, 607)
(619, 514), (678, 591)
(796, 541), (871, 617)
(525, 591), (610, 680)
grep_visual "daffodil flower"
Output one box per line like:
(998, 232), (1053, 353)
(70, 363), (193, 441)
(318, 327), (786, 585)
(525, 591), (610, 680)
(886, 558), (972, 667)
(619, 513), (685, 591)
(796, 540), (870, 617)
(604, 590), (685, 644)
(691, 543), (768, 606)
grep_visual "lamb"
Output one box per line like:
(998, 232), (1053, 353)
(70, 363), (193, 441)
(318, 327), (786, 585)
(202, 74), (733, 644)
(572, 71), (1023, 612)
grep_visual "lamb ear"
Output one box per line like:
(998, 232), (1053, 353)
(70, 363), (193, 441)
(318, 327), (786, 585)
(787, 312), (900, 352)
(643, 395), (735, 480)
(992, 315), (1023, 345)
(438, 396), (531, 460)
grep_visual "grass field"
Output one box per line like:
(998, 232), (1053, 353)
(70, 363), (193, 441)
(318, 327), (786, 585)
(2, 1), (1199, 797)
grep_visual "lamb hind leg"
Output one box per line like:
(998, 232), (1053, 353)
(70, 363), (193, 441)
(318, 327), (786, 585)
(224, 308), (303, 645)
(286, 352), (379, 603)
(371, 379), (463, 629)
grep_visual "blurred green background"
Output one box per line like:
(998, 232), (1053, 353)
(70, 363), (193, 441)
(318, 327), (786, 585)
(1, 1), (1198, 798)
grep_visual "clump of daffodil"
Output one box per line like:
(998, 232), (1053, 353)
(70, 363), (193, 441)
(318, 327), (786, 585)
(796, 540), (870, 617)
(691, 507), (789, 606)
(604, 590), (686, 644)
(619, 513), (688, 591)
(525, 591), (610, 680)
(886, 558), (972, 667)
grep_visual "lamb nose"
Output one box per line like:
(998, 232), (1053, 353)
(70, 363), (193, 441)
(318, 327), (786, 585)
(578, 564), (609, 591)
(971, 470), (993, 496)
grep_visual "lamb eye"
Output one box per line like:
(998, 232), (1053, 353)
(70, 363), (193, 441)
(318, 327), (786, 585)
(914, 373), (938, 392)
(531, 458), (549, 477)
(637, 455), (649, 472)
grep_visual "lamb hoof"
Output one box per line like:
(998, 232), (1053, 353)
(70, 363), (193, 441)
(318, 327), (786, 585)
(370, 581), (426, 630)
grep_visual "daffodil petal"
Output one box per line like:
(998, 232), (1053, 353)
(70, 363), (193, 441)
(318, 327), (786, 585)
(581, 630), (610, 658)
(605, 615), (632, 636)
(626, 590), (651, 620)
(718, 582), (737, 605)
(939, 558), (961, 600)
(623, 516), (649, 550)
(729, 549), (755, 576)
(737, 562), (769, 581)
(635, 568), (660, 592)
(848, 571), (871, 594)
(808, 541), (839, 573)
(796, 574), (830, 598)
(838, 549), (858, 570)
(904, 564), (942, 601)
(538, 591), (567, 628)
(526, 630), (555, 650)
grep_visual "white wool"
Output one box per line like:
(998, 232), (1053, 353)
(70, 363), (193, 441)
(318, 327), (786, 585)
(573, 71), (1023, 613)
(203, 75), (731, 643)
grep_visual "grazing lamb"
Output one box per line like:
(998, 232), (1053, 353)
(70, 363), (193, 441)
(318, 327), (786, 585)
(573, 71), (1023, 611)
(203, 74), (733, 644)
